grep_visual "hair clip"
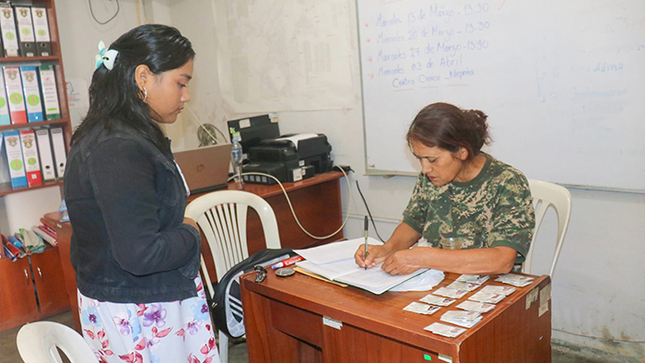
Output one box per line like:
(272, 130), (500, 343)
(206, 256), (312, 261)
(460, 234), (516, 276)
(95, 41), (119, 70)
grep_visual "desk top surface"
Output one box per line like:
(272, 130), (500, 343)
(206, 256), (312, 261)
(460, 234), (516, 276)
(188, 170), (345, 202)
(241, 268), (550, 354)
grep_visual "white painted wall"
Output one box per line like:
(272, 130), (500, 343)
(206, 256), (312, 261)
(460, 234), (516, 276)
(3, 0), (641, 361)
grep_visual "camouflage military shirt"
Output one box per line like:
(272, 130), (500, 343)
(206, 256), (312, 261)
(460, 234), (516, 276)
(402, 153), (535, 262)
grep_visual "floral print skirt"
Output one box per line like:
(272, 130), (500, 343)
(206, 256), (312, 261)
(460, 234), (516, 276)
(77, 277), (219, 363)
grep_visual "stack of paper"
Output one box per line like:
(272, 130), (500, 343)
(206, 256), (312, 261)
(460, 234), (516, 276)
(495, 274), (534, 287)
(295, 238), (434, 295)
(440, 310), (482, 328)
(419, 294), (456, 307)
(468, 290), (506, 304)
(424, 322), (467, 338)
(456, 300), (496, 313)
(455, 274), (489, 285)
(403, 302), (440, 315)
(432, 286), (469, 299)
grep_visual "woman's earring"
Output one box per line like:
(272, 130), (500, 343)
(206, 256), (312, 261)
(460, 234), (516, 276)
(142, 87), (148, 101)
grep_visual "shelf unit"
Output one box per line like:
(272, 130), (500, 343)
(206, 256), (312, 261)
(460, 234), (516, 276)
(0, 0), (71, 199)
(0, 0), (72, 331)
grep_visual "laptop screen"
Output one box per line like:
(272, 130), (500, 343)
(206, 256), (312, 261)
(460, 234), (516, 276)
(173, 143), (232, 194)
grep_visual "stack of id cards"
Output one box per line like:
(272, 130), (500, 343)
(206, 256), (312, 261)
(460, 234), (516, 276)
(424, 322), (467, 338)
(495, 273), (534, 287)
(455, 274), (489, 285)
(468, 285), (516, 304)
(440, 310), (482, 328)
(403, 302), (441, 315)
(419, 294), (456, 306)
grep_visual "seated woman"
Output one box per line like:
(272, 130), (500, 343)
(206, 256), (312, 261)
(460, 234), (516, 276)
(355, 102), (535, 275)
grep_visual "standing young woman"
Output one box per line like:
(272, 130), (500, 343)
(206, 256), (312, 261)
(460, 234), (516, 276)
(64, 24), (219, 363)
(355, 102), (535, 276)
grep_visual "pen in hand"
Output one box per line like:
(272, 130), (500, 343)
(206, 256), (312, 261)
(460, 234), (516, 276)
(363, 216), (369, 270)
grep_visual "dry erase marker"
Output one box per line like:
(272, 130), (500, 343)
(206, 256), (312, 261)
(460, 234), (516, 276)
(270, 255), (304, 270)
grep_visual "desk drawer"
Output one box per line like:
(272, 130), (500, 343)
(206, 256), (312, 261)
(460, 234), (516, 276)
(269, 298), (323, 348)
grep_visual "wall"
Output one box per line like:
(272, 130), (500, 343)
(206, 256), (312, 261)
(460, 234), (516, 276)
(6, 0), (642, 361)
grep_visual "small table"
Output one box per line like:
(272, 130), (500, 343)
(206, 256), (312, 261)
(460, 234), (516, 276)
(240, 270), (552, 363)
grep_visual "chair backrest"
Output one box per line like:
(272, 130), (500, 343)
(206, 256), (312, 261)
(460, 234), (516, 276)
(185, 190), (281, 284)
(523, 179), (572, 277)
(185, 190), (281, 363)
(17, 321), (97, 363)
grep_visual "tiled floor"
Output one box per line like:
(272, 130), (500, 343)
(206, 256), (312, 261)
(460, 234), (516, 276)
(0, 311), (608, 363)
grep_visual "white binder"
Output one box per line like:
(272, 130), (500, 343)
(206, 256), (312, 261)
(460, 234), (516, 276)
(49, 127), (66, 178)
(35, 128), (56, 182)
(0, 4), (19, 57)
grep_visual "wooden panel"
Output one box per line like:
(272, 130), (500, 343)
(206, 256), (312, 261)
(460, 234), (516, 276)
(43, 212), (80, 332)
(241, 269), (551, 363)
(31, 248), (70, 316)
(322, 320), (440, 363)
(269, 299), (323, 347)
(457, 278), (551, 363)
(0, 257), (39, 331)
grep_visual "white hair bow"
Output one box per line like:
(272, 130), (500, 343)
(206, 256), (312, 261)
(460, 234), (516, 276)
(95, 41), (119, 70)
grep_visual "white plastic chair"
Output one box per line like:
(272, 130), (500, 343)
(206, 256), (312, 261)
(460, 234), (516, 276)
(185, 190), (281, 363)
(523, 179), (572, 277)
(16, 321), (97, 363)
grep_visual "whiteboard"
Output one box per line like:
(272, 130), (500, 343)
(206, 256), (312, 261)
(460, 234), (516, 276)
(358, 0), (645, 191)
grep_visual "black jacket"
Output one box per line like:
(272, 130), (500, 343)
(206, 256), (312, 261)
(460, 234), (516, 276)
(64, 124), (201, 303)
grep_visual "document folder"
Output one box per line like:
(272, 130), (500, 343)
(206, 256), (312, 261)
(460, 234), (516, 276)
(0, 4), (19, 57)
(0, 71), (10, 126)
(35, 128), (55, 181)
(50, 127), (66, 178)
(3, 66), (27, 124)
(19, 129), (42, 186)
(3, 131), (28, 188)
(20, 66), (44, 122)
(38, 65), (60, 120)
(14, 6), (36, 57)
(31, 7), (51, 56)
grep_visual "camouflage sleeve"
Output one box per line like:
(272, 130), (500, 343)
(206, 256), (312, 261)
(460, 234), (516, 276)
(487, 171), (535, 261)
(402, 173), (429, 234)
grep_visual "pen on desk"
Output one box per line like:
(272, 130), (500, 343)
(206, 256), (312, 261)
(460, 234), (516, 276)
(363, 216), (369, 270)
(270, 255), (304, 270)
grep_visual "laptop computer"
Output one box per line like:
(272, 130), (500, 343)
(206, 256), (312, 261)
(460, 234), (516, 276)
(173, 143), (232, 194)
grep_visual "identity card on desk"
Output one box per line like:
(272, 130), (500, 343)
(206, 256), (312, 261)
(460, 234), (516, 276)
(294, 238), (442, 294)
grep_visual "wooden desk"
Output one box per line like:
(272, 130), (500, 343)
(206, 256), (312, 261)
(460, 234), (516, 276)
(45, 171), (345, 333)
(240, 270), (552, 363)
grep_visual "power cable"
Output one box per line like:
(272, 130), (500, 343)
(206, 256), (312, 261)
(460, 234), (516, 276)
(228, 166), (353, 242)
(355, 180), (386, 242)
(88, 0), (120, 25)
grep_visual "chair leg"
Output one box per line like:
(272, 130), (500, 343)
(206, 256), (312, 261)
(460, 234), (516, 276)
(219, 330), (229, 363)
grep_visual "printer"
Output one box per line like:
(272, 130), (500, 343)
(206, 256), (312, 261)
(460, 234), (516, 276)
(242, 133), (333, 185)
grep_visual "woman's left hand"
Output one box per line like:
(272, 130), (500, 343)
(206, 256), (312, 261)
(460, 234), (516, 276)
(183, 217), (199, 231)
(381, 248), (425, 275)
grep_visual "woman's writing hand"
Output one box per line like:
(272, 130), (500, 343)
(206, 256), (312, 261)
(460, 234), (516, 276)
(381, 248), (424, 275)
(355, 244), (390, 269)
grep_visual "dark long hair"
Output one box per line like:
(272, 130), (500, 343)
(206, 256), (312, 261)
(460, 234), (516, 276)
(406, 102), (491, 160)
(71, 24), (195, 153)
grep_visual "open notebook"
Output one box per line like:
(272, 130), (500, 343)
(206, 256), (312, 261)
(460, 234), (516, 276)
(294, 238), (430, 295)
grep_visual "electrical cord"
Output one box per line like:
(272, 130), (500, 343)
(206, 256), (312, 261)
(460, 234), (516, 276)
(88, 0), (120, 25)
(184, 105), (229, 143)
(355, 180), (386, 243)
(227, 166), (353, 240)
